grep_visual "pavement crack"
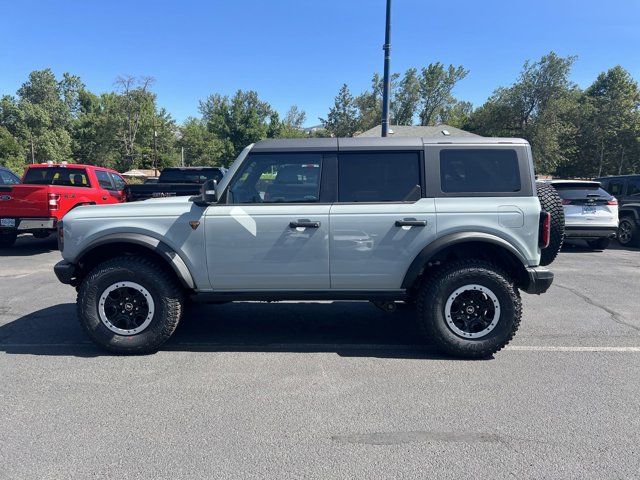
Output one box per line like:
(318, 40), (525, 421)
(555, 283), (640, 332)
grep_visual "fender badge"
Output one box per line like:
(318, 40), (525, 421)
(189, 221), (200, 230)
(0, 195), (11, 201)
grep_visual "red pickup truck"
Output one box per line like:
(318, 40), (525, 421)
(0, 163), (127, 247)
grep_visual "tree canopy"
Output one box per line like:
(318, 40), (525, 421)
(1, 55), (639, 178)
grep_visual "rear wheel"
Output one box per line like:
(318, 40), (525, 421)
(0, 231), (17, 248)
(417, 260), (521, 359)
(77, 256), (184, 354)
(536, 183), (565, 265)
(587, 238), (611, 250)
(617, 218), (639, 248)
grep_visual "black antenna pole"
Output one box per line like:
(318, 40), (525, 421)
(381, 0), (392, 137)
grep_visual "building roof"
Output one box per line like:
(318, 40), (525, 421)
(356, 124), (479, 138)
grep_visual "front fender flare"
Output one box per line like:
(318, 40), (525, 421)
(76, 233), (196, 289)
(401, 232), (527, 289)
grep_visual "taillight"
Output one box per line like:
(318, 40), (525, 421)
(48, 193), (61, 211)
(561, 199), (572, 205)
(607, 197), (618, 206)
(539, 212), (551, 249)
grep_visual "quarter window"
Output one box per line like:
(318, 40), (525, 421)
(227, 153), (323, 204)
(440, 149), (521, 193)
(338, 152), (421, 202)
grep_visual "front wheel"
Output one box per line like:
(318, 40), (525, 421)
(77, 256), (184, 353)
(417, 260), (522, 359)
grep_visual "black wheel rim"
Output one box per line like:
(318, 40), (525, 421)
(445, 285), (500, 338)
(98, 281), (155, 335)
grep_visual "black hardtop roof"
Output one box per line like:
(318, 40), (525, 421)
(251, 137), (529, 153)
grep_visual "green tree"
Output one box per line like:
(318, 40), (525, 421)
(466, 52), (578, 174)
(577, 66), (640, 176)
(200, 90), (275, 163)
(392, 68), (420, 125)
(177, 117), (226, 166)
(418, 63), (469, 126)
(320, 84), (359, 137)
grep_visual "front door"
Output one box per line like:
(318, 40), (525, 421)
(329, 150), (436, 290)
(205, 151), (331, 291)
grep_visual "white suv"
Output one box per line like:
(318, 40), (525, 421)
(549, 180), (618, 250)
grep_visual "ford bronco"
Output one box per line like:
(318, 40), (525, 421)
(54, 137), (561, 358)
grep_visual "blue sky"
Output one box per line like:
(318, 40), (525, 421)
(1, 0), (639, 126)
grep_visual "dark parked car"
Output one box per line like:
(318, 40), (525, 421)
(0, 167), (21, 185)
(125, 167), (226, 202)
(595, 175), (640, 247)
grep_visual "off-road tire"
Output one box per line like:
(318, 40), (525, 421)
(617, 217), (640, 248)
(417, 260), (522, 359)
(77, 256), (184, 354)
(536, 182), (565, 266)
(587, 238), (611, 250)
(0, 231), (17, 248)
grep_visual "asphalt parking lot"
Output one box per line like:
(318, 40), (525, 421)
(1, 236), (639, 479)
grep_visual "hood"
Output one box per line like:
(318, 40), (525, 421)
(63, 195), (199, 221)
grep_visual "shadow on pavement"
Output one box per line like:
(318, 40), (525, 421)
(0, 234), (58, 256)
(0, 301), (460, 360)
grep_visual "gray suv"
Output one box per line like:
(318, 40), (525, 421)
(54, 137), (557, 358)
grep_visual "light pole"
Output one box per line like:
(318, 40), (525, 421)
(381, 0), (392, 137)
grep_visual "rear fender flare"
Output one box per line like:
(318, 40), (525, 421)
(402, 232), (527, 289)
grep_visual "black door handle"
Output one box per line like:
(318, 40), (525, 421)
(395, 220), (427, 227)
(290, 220), (321, 228)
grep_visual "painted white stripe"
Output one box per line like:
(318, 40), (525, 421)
(505, 346), (640, 352)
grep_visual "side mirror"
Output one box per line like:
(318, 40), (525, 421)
(201, 179), (218, 204)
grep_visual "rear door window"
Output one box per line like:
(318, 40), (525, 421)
(0, 170), (20, 185)
(606, 180), (625, 196)
(23, 167), (90, 187)
(109, 173), (126, 191)
(440, 149), (520, 193)
(338, 151), (422, 202)
(95, 170), (115, 190)
(626, 178), (640, 197)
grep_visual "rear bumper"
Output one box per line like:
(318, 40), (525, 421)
(0, 217), (57, 233)
(523, 267), (554, 295)
(54, 260), (77, 285)
(565, 225), (617, 239)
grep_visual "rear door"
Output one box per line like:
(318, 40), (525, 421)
(329, 149), (436, 290)
(94, 170), (122, 204)
(108, 172), (127, 202)
(205, 151), (331, 290)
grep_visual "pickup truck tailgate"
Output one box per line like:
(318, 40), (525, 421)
(0, 185), (50, 217)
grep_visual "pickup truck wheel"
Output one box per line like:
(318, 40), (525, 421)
(0, 231), (17, 248)
(417, 260), (521, 359)
(77, 256), (184, 354)
(536, 182), (565, 266)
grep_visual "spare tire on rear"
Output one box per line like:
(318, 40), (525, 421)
(536, 182), (565, 266)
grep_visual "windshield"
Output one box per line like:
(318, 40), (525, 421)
(23, 167), (90, 187)
(159, 169), (224, 184)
